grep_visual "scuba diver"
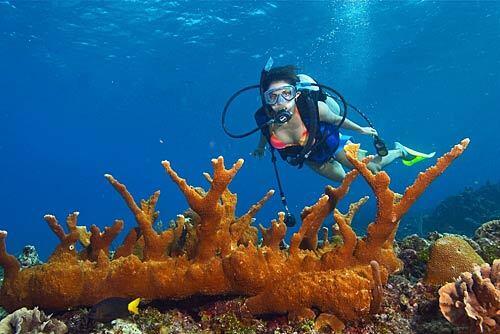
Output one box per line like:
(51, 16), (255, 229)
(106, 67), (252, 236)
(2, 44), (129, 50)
(222, 58), (435, 226)
(252, 65), (433, 182)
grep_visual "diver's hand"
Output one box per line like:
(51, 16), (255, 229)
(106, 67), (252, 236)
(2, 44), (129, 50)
(359, 127), (378, 136)
(251, 147), (266, 158)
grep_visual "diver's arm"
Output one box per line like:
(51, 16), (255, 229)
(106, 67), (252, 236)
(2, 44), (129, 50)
(318, 101), (378, 136)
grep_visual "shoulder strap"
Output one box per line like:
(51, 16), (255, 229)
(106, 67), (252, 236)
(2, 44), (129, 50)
(288, 91), (321, 168)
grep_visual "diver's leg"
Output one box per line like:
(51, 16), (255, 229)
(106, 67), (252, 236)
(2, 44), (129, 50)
(335, 147), (403, 173)
(305, 159), (346, 183)
(367, 149), (403, 172)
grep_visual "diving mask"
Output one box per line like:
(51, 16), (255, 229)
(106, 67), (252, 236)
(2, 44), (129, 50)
(263, 85), (297, 105)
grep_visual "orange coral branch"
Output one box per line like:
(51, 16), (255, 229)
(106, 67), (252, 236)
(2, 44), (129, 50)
(88, 220), (124, 261)
(44, 213), (79, 262)
(114, 227), (140, 259)
(46, 215), (66, 240)
(203, 171), (237, 252)
(105, 174), (173, 261)
(291, 171), (358, 254)
(0, 231), (20, 280)
(326, 169), (359, 200)
(142, 228), (175, 261)
(162, 161), (204, 212)
(231, 189), (274, 246)
(140, 192), (160, 224)
(104, 174), (144, 217)
(395, 138), (470, 218)
(162, 157), (244, 261)
(260, 212), (287, 251)
(345, 140), (470, 274)
(290, 195), (330, 256)
(334, 196), (369, 259)
(298, 170), (358, 251)
(344, 144), (396, 235)
(205, 157), (244, 205)
(162, 157), (243, 215)
(236, 189), (274, 227)
(346, 139), (469, 250)
(203, 171), (236, 215)
(343, 196), (369, 223)
(203, 170), (270, 248)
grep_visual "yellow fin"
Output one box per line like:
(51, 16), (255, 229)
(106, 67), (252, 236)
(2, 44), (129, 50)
(402, 156), (428, 166)
(395, 142), (436, 166)
(402, 145), (436, 159)
(128, 297), (141, 315)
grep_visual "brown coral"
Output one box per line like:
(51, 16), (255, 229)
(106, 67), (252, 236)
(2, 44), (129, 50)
(425, 235), (486, 286)
(0, 140), (469, 324)
(439, 260), (500, 333)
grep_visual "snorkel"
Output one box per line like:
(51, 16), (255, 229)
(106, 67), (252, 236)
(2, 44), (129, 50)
(259, 56), (273, 105)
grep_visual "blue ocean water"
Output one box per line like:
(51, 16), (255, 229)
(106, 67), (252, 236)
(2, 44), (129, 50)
(1, 0), (499, 260)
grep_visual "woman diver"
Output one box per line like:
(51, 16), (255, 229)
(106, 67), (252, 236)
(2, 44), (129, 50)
(252, 65), (433, 182)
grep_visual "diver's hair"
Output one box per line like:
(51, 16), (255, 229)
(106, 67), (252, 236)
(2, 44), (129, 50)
(261, 65), (299, 91)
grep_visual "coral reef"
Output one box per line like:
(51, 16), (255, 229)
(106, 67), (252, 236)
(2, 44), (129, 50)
(0, 307), (67, 334)
(106, 319), (142, 334)
(0, 139), (469, 326)
(396, 221), (499, 284)
(421, 181), (500, 235)
(474, 220), (500, 263)
(17, 245), (43, 268)
(425, 235), (485, 286)
(438, 260), (499, 333)
(54, 276), (461, 334)
(397, 234), (431, 281)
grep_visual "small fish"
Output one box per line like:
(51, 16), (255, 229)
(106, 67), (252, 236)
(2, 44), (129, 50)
(88, 297), (141, 323)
